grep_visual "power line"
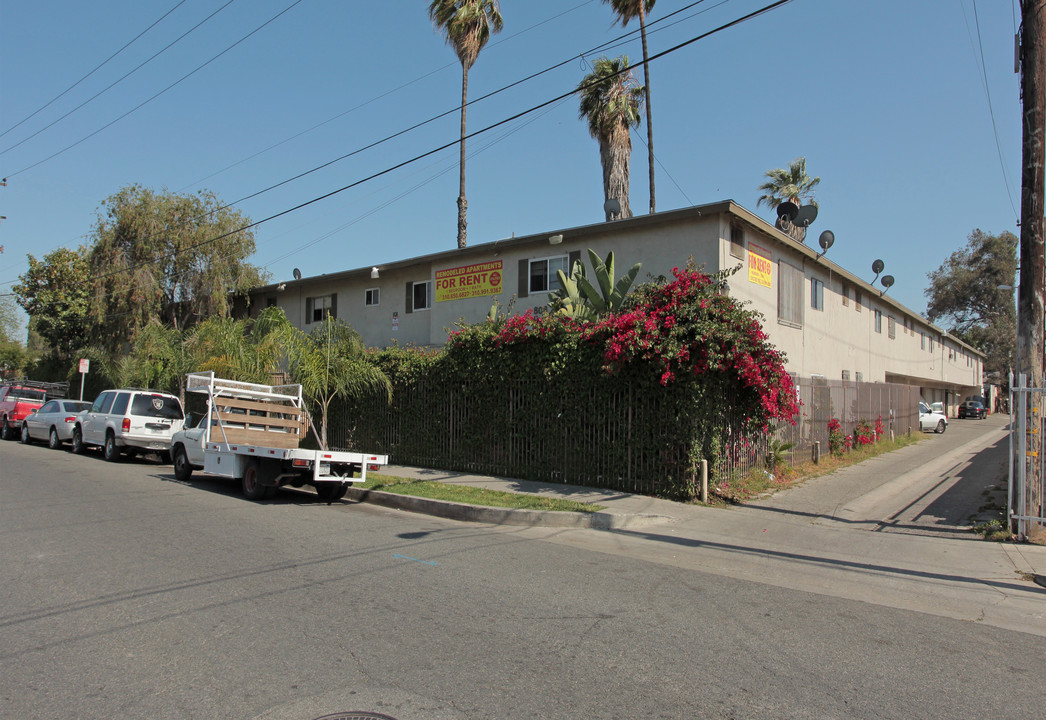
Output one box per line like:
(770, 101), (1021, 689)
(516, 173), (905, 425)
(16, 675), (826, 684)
(0, 0), (191, 141)
(87, 0), (798, 288)
(2, 0), (304, 176)
(2, 0), (717, 281)
(7, 0), (794, 309)
(960, 0), (1020, 220)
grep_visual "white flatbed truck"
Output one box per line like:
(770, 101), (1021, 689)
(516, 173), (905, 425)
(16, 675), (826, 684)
(170, 371), (388, 502)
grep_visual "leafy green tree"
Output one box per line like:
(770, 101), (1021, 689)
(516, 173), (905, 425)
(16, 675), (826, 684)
(756, 157), (821, 243)
(925, 229), (1018, 381)
(429, 0), (504, 249)
(549, 249), (641, 321)
(87, 184), (267, 350)
(578, 56), (644, 221)
(289, 313), (391, 450)
(0, 293), (22, 344)
(603, 0), (656, 213)
(12, 246), (91, 361)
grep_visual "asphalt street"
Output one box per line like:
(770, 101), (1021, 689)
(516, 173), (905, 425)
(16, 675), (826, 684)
(2, 433), (1045, 720)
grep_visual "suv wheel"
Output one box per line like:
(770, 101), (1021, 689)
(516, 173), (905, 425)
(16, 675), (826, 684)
(103, 433), (121, 462)
(71, 427), (85, 454)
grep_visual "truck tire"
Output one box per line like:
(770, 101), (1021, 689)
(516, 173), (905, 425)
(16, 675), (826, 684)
(49, 427), (61, 450)
(173, 446), (193, 482)
(1, 417), (13, 441)
(315, 482), (348, 502)
(242, 461), (267, 500)
(935, 419), (946, 434)
(71, 427), (85, 454)
(103, 433), (121, 462)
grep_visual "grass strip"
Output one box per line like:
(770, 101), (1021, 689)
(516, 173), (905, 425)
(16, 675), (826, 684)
(358, 474), (604, 513)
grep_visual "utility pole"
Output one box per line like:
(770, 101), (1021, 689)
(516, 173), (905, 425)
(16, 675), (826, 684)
(1018, 0), (1046, 541)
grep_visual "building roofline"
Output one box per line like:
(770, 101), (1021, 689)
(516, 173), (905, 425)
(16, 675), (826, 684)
(252, 199), (985, 360)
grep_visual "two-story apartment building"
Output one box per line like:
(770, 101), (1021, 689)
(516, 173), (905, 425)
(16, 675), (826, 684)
(247, 200), (984, 411)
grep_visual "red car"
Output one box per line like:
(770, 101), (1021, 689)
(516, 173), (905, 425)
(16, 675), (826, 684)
(0, 380), (70, 440)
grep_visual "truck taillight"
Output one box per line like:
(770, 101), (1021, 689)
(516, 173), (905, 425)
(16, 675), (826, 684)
(368, 464), (380, 471)
(122, 417), (130, 432)
(292, 458), (311, 468)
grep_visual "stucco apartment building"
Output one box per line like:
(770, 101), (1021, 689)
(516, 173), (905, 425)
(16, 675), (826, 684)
(248, 200), (984, 412)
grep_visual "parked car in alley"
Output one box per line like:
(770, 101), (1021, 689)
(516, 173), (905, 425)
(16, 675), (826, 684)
(20, 399), (91, 448)
(72, 388), (186, 462)
(919, 401), (948, 433)
(958, 400), (987, 419)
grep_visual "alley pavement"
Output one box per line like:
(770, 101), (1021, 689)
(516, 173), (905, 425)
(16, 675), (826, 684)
(346, 413), (1046, 636)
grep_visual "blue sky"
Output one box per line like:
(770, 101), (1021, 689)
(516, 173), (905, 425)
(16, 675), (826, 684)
(0, 0), (1024, 325)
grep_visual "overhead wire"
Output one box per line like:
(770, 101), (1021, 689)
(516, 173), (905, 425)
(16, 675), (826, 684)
(959, 0), (1019, 221)
(2, 0), (719, 283)
(6, 0), (795, 325)
(0, 0), (191, 141)
(2, 0), (305, 176)
(82, 0), (796, 294)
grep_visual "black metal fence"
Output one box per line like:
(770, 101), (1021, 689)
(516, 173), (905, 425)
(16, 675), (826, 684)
(324, 376), (921, 499)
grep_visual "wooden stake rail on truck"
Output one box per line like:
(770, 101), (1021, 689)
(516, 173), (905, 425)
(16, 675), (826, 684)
(170, 372), (388, 501)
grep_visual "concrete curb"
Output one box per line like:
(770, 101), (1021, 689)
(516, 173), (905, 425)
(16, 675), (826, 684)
(345, 486), (672, 529)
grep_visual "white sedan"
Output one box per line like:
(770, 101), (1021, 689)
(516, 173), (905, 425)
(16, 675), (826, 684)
(21, 399), (91, 448)
(919, 402), (948, 434)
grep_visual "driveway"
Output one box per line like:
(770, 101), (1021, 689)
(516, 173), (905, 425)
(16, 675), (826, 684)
(749, 413), (1010, 538)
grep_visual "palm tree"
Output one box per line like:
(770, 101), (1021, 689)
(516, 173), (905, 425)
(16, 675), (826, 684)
(289, 313), (391, 450)
(603, 0), (656, 214)
(429, 0), (504, 249)
(578, 56), (644, 221)
(757, 157), (821, 243)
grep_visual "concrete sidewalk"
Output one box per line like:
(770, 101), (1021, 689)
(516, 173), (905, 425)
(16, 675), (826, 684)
(347, 430), (1046, 636)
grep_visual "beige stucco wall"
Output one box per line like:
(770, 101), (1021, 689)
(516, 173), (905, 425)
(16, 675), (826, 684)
(251, 202), (983, 399)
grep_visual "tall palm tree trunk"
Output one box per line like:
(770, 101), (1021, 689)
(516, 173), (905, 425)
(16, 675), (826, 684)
(638, 4), (654, 214)
(601, 134), (632, 220)
(457, 67), (470, 249)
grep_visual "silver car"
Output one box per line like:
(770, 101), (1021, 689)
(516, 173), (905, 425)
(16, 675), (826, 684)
(20, 399), (91, 449)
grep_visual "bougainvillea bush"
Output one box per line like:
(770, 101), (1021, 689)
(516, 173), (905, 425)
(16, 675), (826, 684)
(338, 266), (798, 500)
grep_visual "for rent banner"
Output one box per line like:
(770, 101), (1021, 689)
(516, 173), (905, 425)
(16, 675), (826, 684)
(748, 243), (772, 288)
(435, 260), (503, 302)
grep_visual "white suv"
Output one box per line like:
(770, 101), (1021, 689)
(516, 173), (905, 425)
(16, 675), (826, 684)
(72, 388), (186, 462)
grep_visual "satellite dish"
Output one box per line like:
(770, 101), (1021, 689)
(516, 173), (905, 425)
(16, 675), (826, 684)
(818, 230), (835, 252)
(777, 201), (799, 223)
(793, 204), (818, 228)
(872, 259), (885, 275)
(603, 198), (622, 218)
(881, 275), (895, 289)
(292, 268), (302, 281)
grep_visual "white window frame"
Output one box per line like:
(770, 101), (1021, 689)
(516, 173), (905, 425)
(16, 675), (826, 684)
(307, 294), (334, 324)
(811, 277), (824, 311)
(529, 255), (569, 294)
(874, 309), (882, 334)
(777, 261), (803, 328)
(365, 288), (380, 307)
(411, 281), (432, 312)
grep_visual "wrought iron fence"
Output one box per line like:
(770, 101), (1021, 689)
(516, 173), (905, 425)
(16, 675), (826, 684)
(324, 376), (922, 499)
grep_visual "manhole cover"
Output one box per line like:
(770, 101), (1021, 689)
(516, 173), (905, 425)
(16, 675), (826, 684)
(313, 714), (398, 720)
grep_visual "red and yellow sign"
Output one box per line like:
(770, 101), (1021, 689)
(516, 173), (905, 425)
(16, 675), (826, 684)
(748, 243), (772, 288)
(435, 260), (503, 302)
